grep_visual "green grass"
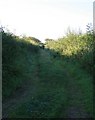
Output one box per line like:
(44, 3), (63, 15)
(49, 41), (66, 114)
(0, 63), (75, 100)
(3, 31), (93, 118)
(61, 60), (93, 116)
(2, 32), (39, 99)
(7, 49), (68, 118)
(5, 49), (93, 118)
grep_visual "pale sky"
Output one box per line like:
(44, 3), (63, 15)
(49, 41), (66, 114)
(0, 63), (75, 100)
(0, 0), (94, 42)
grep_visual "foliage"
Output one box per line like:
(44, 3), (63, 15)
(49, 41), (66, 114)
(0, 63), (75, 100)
(2, 31), (39, 99)
(22, 36), (41, 45)
(2, 26), (93, 118)
(7, 50), (93, 118)
(45, 28), (93, 74)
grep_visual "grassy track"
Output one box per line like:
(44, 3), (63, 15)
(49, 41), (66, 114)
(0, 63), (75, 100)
(3, 49), (93, 118)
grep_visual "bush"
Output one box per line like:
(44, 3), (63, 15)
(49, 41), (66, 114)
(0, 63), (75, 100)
(2, 31), (39, 99)
(45, 30), (93, 74)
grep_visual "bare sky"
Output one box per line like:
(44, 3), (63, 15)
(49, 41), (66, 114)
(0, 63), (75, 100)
(0, 0), (93, 42)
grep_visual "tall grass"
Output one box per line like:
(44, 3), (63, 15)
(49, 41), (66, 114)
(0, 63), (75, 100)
(45, 30), (93, 74)
(2, 31), (39, 99)
(2, 28), (93, 118)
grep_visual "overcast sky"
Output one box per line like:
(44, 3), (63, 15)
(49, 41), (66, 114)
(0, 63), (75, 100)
(0, 0), (93, 42)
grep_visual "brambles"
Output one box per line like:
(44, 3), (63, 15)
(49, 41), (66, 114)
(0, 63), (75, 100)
(45, 28), (93, 74)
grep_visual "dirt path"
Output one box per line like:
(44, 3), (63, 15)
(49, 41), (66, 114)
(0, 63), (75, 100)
(3, 49), (93, 118)
(37, 50), (92, 118)
(3, 49), (52, 118)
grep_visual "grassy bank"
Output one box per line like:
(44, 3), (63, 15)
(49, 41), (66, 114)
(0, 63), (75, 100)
(2, 30), (93, 118)
(2, 32), (39, 99)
